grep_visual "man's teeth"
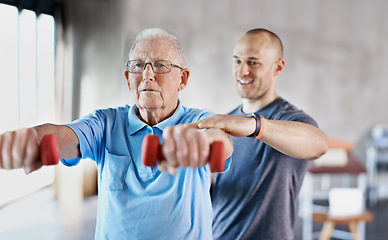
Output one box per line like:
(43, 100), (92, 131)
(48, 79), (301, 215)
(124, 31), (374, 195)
(239, 80), (251, 84)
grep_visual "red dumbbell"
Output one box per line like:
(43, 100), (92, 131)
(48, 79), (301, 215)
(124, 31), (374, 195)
(141, 134), (225, 172)
(40, 134), (60, 166)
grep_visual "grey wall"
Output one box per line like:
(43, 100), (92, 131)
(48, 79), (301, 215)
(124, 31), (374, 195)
(63, 0), (388, 143)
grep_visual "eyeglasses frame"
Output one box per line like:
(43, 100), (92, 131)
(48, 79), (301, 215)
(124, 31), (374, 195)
(125, 60), (184, 74)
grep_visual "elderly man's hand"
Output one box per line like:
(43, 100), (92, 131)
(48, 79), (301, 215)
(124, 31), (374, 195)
(0, 128), (42, 173)
(159, 125), (212, 174)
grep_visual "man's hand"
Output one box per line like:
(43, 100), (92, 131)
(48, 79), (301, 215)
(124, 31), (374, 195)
(0, 128), (42, 173)
(195, 114), (256, 137)
(158, 125), (212, 174)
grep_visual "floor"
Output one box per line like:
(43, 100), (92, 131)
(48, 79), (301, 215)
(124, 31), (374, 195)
(0, 187), (97, 240)
(1, 187), (388, 240)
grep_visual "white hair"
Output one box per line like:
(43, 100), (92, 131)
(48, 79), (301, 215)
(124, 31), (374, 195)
(129, 28), (185, 66)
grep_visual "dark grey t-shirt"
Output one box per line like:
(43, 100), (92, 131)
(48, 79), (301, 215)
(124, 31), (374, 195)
(212, 97), (318, 240)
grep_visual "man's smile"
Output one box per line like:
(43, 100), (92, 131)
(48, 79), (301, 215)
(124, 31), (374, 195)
(238, 79), (253, 85)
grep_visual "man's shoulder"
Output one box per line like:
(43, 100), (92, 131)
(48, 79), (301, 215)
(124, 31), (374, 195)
(264, 98), (318, 126)
(93, 105), (131, 117)
(98, 105), (131, 113)
(228, 105), (243, 116)
(73, 105), (131, 126)
(179, 106), (215, 123)
(184, 106), (215, 115)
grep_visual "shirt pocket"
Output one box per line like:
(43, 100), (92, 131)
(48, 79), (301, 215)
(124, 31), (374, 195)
(103, 149), (130, 191)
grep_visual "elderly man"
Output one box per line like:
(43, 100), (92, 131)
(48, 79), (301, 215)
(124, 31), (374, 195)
(0, 28), (232, 240)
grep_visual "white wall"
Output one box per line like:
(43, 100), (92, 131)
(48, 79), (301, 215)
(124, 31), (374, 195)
(64, 0), (388, 143)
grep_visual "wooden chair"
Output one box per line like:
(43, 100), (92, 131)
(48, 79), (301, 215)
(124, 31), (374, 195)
(300, 139), (373, 240)
(313, 210), (374, 240)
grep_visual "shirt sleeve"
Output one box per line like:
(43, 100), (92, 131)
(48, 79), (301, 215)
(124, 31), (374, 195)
(62, 109), (107, 165)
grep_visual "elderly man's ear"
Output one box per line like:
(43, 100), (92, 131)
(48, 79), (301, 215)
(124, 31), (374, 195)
(178, 69), (190, 92)
(124, 70), (130, 89)
(125, 70), (129, 80)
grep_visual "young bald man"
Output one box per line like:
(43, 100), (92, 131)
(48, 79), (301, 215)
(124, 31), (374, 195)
(196, 28), (328, 239)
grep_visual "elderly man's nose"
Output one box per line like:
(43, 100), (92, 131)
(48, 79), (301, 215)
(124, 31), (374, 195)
(143, 64), (155, 80)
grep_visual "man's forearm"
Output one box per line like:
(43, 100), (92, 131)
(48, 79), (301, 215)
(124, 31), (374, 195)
(196, 114), (328, 160)
(260, 119), (328, 160)
(34, 124), (81, 159)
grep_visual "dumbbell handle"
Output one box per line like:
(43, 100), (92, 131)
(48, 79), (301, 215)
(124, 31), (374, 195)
(40, 134), (60, 166)
(141, 134), (225, 173)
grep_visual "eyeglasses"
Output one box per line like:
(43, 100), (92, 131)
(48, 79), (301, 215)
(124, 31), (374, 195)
(125, 60), (184, 74)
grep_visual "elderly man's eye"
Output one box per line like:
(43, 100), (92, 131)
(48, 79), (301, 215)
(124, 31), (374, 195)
(154, 63), (167, 68)
(130, 61), (144, 69)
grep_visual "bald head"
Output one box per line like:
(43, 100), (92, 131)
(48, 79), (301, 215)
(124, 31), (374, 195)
(243, 28), (283, 59)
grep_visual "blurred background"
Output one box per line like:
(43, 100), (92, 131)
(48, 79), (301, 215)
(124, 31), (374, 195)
(0, 0), (387, 239)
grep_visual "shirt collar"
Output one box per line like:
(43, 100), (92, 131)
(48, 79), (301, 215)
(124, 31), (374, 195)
(127, 100), (184, 135)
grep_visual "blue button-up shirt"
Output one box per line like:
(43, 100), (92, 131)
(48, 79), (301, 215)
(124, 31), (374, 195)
(63, 101), (224, 240)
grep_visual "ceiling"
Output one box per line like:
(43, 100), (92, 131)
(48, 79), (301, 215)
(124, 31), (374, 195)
(0, 0), (65, 15)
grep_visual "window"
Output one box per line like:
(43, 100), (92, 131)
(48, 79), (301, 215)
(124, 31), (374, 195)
(0, 4), (56, 206)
